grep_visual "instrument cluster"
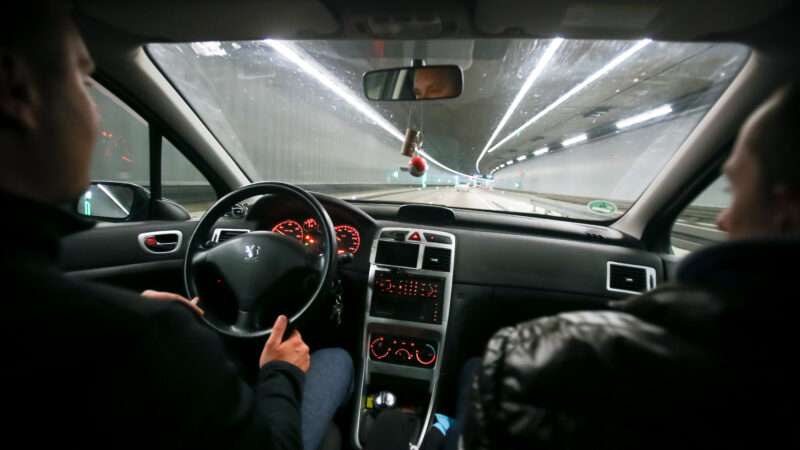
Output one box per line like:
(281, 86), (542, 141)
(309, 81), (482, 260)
(272, 217), (361, 255)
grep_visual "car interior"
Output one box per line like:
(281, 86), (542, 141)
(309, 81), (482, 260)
(61, 1), (799, 448)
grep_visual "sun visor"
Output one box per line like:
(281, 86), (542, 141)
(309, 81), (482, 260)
(75, 0), (340, 41)
(473, 0), (791, 41)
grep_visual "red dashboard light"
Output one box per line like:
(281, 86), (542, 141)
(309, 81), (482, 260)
(415, 345), (437, 366)
(369, 336), (391, 360)
(409, 232), (421, 241)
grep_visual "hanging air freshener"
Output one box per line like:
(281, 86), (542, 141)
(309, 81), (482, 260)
(409, 154), (427, 177)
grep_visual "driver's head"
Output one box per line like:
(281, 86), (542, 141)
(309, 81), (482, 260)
(0, 1), (98, 205)
(413, 67), (460, 100)
(717, 82), (800, 239)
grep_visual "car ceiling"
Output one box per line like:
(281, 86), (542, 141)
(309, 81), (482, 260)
(75, 0), (793, 42)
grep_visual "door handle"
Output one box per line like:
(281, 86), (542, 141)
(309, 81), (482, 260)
(138, 230), (183, 255)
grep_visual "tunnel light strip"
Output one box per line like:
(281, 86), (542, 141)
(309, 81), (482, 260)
(477, 39), (652, 173)
(264, 40), (474, 179)
(532, 147), (550, 156)
(506, 160), (514, 165)
(615, 104), (672, 129)
(265, 40), (404, 142)
(562, 133), (588, 147)
(516, 155), (528, 161)
(474, 38), (564, 172)
(97, 183), (130, 215)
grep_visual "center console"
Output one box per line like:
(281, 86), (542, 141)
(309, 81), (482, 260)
(353, 228), (455, 449)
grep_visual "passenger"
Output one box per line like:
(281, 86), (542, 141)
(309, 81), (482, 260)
(448, 82), (800, 449)
(0, 3), (352, 450)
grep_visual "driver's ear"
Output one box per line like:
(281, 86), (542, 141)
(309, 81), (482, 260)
(0, 50), (42, 133)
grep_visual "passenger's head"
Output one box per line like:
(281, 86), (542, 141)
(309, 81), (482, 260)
(0, 1), (98, 204)
(717, 83), (800, 239)
(413, 67), (460, 100)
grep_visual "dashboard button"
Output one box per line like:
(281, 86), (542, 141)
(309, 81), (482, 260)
(408, 231), (422, 241)
(380, 230), (406, 241)
(423, 233), (451, 244)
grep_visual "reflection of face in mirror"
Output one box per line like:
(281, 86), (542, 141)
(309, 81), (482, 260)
(413, 67), (460, 100)
(77, 184), (134, 219)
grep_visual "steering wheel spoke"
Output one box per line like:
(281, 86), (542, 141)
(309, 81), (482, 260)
(233, 310), (258, 333)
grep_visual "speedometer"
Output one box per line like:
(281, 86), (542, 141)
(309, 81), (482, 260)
(335, 225), (361, 255)
(272, 220), (304, 242)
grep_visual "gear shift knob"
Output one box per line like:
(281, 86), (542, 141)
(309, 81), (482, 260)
(374, 391), (397, 409)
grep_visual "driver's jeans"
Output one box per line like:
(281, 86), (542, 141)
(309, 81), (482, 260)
(302, 348), (354, 450)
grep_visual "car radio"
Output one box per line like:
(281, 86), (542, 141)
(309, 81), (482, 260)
(370, 272), (443, 324)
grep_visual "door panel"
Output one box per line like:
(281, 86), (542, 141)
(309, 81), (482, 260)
(60, 220), (199, 293)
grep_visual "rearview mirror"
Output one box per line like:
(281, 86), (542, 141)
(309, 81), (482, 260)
(363, 65), (462, 101)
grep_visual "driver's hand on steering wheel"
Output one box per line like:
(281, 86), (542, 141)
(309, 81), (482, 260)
(259, 315), (311, 373)
(142, 290), (204, 317)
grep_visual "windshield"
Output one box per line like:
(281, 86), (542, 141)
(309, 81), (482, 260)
(148, 39), (748, 220)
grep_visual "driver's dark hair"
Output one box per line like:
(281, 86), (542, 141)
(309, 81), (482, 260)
(0, 1), (72, 71)
(0, 1), (72, 131)
(753, 81), (800, 190)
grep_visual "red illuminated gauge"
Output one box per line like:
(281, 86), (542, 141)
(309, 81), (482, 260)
(415, 344), (437, 366)
(272, 220), (304, 242)
(303, 217), (319, 231)
(370, 336), (391, 360)
(301, 218), (322, 249)
(335, 225), (361, 255)
(395, 348), (414, 361)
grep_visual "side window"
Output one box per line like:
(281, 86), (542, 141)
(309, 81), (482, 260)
(670, 176), (730, 255)
(85, 83), (216, 220)
(88, 83), (150, 186)
(162, 138), (217, 217)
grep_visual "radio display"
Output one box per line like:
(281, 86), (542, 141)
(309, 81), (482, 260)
(371, 272), (444, 323)
(374, 272), (441, 300)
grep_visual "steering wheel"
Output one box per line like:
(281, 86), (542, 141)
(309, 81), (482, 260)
(184, 182), (337, 338)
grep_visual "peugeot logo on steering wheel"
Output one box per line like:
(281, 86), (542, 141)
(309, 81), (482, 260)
(243, 244), (261, 262)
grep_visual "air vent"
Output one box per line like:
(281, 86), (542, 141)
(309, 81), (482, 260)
(422, 247), (452, 272)
(607, 262), (656, 294)
(212, 228), (250, 243)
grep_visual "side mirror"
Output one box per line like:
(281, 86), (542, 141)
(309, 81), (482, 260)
(76, 181), (192, 222)
(76, 181), (150, 222)
(363, 65), (463, 101)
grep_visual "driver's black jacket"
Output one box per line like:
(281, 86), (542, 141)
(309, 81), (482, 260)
(1, 191), (305, 450)
(465, 238), (799, 450)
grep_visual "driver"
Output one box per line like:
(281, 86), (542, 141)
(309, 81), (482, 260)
(413, 67), (460, 100)
(1, 3), (352, 450)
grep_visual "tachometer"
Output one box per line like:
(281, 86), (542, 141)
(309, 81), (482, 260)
(335, 225), (361, 255)
(272, 220), (304, 242)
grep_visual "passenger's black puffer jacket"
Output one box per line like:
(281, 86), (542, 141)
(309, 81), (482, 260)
(465, 239), (799, 450)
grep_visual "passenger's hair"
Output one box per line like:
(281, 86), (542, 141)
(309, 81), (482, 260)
(754, 82), (800, 190)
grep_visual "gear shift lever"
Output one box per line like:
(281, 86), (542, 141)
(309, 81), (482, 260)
(374, 391), (397, 409)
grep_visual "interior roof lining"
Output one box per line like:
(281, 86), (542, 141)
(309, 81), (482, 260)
(73, 0), (795, 48)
